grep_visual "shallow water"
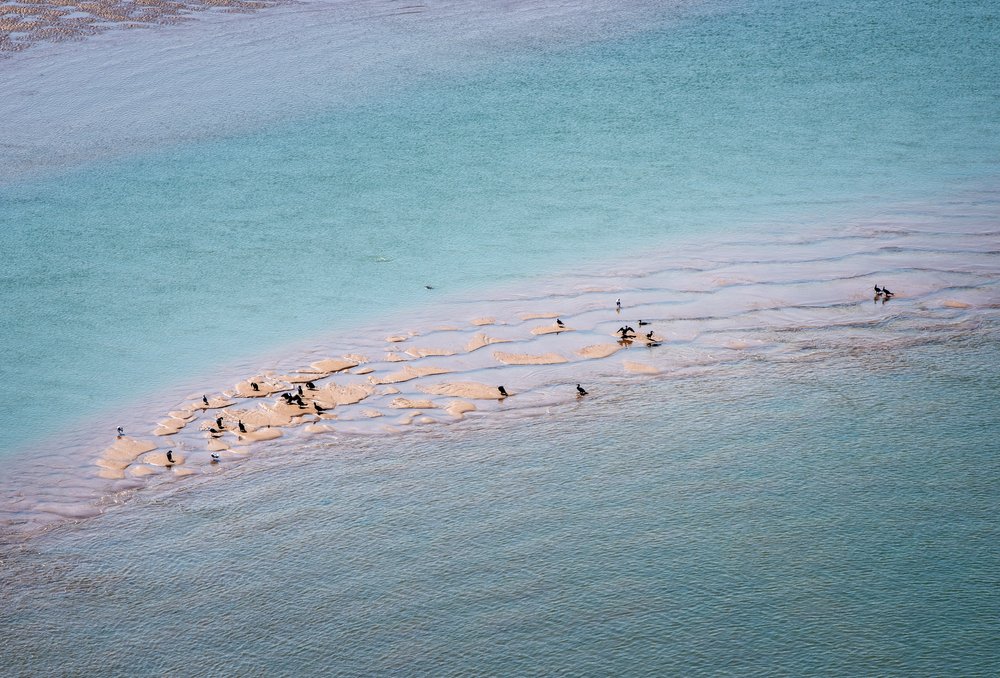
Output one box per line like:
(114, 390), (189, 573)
(1, 0), (999, 674)
(2, 337), (998, 675)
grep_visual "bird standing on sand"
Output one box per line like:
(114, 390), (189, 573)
(238, 420), (247, 433)
(314, 402), (325, 412)
(498, 386), (508, 397)
(202, 395), (209, 406)
(576, 384), (588, 396)
(646, 330), (654, 340)
(874, 285), (883, 295)
(251, 382), (260, 392)
(216, 416), (223, 429)
(297, 385), (303, 396)
(882, 287), (894, 297)
(556, 319), (565, 328)
(306, 381), (316, 390)
(116, 426), (124, 437)
(166, 450), (174, 464)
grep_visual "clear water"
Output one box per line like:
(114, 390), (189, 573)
(1, 0), (999, 674)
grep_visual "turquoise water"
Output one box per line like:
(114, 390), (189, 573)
(2, 0), (998, 453)
(1, 0), (999, 674)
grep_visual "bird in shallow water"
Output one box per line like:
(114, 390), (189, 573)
(576, 384), (588, 396)
(211, 454), (220, 463)
(882, 287), (894, 297)
(425, 285), (434, 290)
(497, 385), (508, 397)
(638, 320), (650, 326)
(874, 284), (883, 295)
(202, 395), (209, 406)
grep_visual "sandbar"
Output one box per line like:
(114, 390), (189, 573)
(390, 398), (437, 409)
(577, 344), (623, 360)
(418, 382), (505, 400)
(370, 365), (452, 384)
(532, 324), (572, 335)
(493, 351), (568, 365)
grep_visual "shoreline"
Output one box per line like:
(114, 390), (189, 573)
(2, 191), (998, 540)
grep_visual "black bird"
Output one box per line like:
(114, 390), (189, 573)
(166, 450), (174, 464)
(251, 381), (260, 392)
(883, 287), (894, 297)
(216, 416), (223, 429)
(281, 392), (293, 402)
(238, 420), (247, 433)
(625, 325), (635, 335)
(874, 285), (883, 295)
(202, 395), (209, 406)
(306, 381), (316, 390)
(638, 320), (650, 326)
(498, 386), (508, 397)
(556, 319), (565, 328)
(297, 385), (303, 396)
(314, 402), (325, 412)
(208, 427), (219, 434)
(576, 384), (588, 396)
(116, 426), (124, 437)
(425, 285), (434, 289)
(646, 331), (654, 340)
(649, 342), (662, 347)
(211, 453), (220, 463)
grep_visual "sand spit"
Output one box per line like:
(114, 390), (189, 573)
(532, 323), (573, 335)
(390, 398), (438, 409)
(577, 344), (624, 360)
(404, 347), (458, 359)
(309, 358), (360, 373)
(79, 221), (1000, 509)
(493, 351), (568, 365)
(371, 365), (452, 384)
(465, 332), (512, 352)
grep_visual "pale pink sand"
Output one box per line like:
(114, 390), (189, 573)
(465, 332), (512, 352)
(390, 397), (437, 409)
(942, 300), (972, 308)
(234, 428), (283, 445)
(471, 317), (495, 326)
(493, 351), (568, 365)
(418, 382), (504, 399)
(231, 379), (287, 398)
(577, 343), (624, 359)
(446, 400), (476, 418)
(404, 347), (458, 358)
(96, 436), (157, 472)
(310, 382), (375, 408)
(308, 358), (360, 373)
(370, 365), (452, 384)
(532, 323), (572, 335)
